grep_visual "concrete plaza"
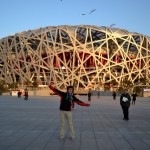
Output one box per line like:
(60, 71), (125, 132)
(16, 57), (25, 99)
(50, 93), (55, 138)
(0, 95), (150, 150)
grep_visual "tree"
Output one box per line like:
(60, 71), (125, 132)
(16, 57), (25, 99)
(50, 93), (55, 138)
(0, 80), (6, 92)
(24, 79), (32, 88)
(139, 77), (149, 86)
(108, 79), (118, 91)
(103, 82), (110, 91)
(32, 80), (39, 96)
(133, 77), (150, 96)
(117, 79), (133, 94)
(32, 81), (39, 89)
(133, 86), (143, 96)
(9, 82), (18, 89)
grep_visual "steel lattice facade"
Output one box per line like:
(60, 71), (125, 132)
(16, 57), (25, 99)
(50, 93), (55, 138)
(0, 25), (150, 90)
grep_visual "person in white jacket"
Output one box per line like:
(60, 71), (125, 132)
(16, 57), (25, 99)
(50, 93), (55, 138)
(120, 89), (131, 121)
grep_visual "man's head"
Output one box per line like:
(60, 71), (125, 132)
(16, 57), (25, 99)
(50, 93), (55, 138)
(67, 86), (74, 94)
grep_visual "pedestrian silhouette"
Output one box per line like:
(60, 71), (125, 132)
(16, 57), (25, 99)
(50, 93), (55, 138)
(24, 89), (28, 100)
(132, 92), (137, 105)
(120, 89), (131, 121)
(18, 91), (22, 98)
(112, 91), (116, 100)
(88, 89), (92, 101)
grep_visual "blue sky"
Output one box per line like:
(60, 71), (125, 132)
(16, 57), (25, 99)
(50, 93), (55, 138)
(0, 0), (149, 38)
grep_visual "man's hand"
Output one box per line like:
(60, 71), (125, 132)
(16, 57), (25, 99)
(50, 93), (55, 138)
(87, 104), (90, 106)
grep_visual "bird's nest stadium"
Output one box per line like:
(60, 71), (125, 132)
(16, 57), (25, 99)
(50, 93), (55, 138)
(0, 25), (150, 90)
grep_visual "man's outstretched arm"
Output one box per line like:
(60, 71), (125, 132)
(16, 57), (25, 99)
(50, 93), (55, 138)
(73, 96), (90, 106)
(48, 83), (64, 96)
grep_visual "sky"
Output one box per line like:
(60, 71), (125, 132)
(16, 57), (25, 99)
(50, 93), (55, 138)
(0, 0), (150, 38)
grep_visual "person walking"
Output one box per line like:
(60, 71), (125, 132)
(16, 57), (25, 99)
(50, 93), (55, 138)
(120, 89), (131, 121)
(88, 89), (92, 101)
(132, 92), (137, 105)
(18, 90), (22, 98)
(48, 83), (90, 140)
(112, 91), (116, 100)
(24, 89), (28, 100)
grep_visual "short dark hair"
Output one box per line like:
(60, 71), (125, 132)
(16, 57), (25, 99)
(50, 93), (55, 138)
(67, 86), (74, 92)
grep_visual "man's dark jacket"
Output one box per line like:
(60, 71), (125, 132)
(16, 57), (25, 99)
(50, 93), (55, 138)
(120, 92), (131, 107)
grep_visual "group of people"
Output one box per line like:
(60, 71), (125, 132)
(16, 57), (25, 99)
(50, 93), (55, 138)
(48, 82), (138, 141)
(17, 89), (28, 100)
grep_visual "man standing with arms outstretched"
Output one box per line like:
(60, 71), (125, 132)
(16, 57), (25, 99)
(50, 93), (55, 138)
(48, 83), (90, 140)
